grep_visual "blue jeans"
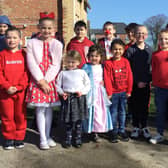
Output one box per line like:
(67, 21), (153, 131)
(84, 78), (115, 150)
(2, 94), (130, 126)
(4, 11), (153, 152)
(155, 87), (168, 135)
(110, 92), (127, 134)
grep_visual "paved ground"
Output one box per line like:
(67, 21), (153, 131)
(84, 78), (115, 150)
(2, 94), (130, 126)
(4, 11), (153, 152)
(0, 116), (168, 168)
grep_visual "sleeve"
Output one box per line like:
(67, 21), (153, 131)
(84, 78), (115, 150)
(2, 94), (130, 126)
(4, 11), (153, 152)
(126, 60), (133, 95)
(26, 40), (44, 82)
(104, 61), (113, 96)
(15, 53), (29, 91)
(148, 48), (153, 82)
(151, 53), (156, 84)
(56, 71), (64, 95)
(0, 53), (12, 90)
(81, 71), (90, 95)
(124, 47), (132, 62)
(44, 41), (63, 82)
(81, 64), (89, 74)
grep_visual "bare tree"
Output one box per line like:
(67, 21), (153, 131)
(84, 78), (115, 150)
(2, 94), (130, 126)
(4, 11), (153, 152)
(144, 14), (168, 49)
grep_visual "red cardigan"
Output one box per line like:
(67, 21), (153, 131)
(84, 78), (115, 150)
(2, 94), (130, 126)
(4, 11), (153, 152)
(104, 57), (133, 96)
(152, 50), (168, 89)
(0, 49), (28, 94)
(67, 37), (94, 68)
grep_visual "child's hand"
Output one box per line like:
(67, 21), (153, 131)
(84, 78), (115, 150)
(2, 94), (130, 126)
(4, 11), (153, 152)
(137, 82), (146, 88)
(100, 81), (104, 86)
(62, 93), (68, 100)
(7, 86), (17, 94)
(76, 91), (82, 97)
(126, 93), (131, 98)
(38, 79), (51, 94)
(108, 95), (112, 99)
(41, 83), (51, 94)
(38, 79), (47, 87)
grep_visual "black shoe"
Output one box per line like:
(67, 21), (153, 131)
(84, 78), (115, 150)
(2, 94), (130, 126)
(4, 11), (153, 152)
(4, 139), (14, 150)
(15, 140), (24, 149)
(110, 133), (118, 143)
(118, 132), (129, 142)
(92, 133), (102, 143)
(75, 138), (82, 148)
(62, 141), (72, 148)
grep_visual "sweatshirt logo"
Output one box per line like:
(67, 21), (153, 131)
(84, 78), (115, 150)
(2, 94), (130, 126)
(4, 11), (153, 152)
(6, 60), (22, 64)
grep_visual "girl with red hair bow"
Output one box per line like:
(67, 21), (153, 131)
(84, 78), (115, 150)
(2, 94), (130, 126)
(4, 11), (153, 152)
(26, 12), (63, 150)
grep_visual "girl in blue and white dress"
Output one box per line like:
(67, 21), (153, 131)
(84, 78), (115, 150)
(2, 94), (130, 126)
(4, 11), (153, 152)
(82, 45), (113, 142)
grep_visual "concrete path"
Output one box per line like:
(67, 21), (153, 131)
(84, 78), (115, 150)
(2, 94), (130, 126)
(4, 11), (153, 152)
(0, 125), (167, 168)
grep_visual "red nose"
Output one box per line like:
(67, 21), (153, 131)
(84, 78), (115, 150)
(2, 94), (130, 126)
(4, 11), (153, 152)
(105, 30), (111, 35)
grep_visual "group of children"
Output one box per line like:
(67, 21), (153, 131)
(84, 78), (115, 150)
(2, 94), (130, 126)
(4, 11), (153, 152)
(0, 12), (168, 151)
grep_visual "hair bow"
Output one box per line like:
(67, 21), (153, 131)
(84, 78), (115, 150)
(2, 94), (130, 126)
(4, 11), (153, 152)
(40, 12), (55, 19)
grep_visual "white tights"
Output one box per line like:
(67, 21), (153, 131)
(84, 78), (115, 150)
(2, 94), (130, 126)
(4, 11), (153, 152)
(36, 107), (53, 144)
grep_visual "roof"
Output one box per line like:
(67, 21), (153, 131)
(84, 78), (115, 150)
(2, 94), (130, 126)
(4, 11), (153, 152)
(90, 22), (127, 34)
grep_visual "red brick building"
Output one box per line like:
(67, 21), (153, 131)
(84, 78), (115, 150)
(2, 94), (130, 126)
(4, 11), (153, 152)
(0, 0), (90, 47)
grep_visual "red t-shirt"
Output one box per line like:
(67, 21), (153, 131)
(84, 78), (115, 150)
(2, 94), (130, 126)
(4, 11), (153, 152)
(152, 50), (168, 89)
(104, 57), (133, 96)
(0, 49), (28, 94)
(67, 37), (94, 68)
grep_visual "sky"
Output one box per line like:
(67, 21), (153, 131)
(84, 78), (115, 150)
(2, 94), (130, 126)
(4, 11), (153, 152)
(88, 0), (168, 28)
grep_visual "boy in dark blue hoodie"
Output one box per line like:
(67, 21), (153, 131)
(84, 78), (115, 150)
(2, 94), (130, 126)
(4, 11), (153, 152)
(0, 15), (11, 51)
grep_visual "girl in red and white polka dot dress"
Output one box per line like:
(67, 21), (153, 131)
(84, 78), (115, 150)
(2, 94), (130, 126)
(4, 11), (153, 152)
(26, 12), (63, 150)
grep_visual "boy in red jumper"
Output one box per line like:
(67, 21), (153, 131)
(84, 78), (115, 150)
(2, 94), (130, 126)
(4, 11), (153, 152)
(104, 39), (133, 143)
(0, 27), (28, 150)
(150, 29), (168, 144)
(67, 20), (94, 68)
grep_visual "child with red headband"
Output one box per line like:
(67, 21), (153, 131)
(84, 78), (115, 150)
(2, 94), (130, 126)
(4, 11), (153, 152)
(26, 12), (63, 150)
(98, 21), (116, 60)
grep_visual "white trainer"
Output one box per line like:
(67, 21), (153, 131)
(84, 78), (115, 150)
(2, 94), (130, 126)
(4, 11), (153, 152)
(142, 127), (151, 139)
(131, 127), (140, 138)
(40, 143), (50, 150)
(48, 138), (56, 147)
(149, 133), (164, 144)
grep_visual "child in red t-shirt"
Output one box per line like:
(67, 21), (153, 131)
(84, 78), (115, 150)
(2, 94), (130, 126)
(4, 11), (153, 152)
(150, 29), (168, 144)
(0, 27), (28, 150)
(67, 20), (94, 68)
(104, 39), (133, 143)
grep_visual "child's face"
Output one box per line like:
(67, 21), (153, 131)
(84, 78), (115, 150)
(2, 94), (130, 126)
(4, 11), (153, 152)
(103, 24), (116, 40)
(65, 57), (80, 70)
(159, 32), (168, 51)
(127, 29), (135, 41)
(74, 26), (87, 40)
(38, 20), (55, 40)
(0, 23), (8, 35)
(135, 26), (148, 43)
(89, 51), (101, 65)
(111, 44), (124, 60)
(6, 31), (21, 50)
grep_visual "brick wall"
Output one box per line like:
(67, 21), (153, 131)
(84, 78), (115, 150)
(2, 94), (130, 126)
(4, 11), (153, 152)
(0, 0), (88, 47)
(62, 0), (88, 47)
(0, 0), (58, 46)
